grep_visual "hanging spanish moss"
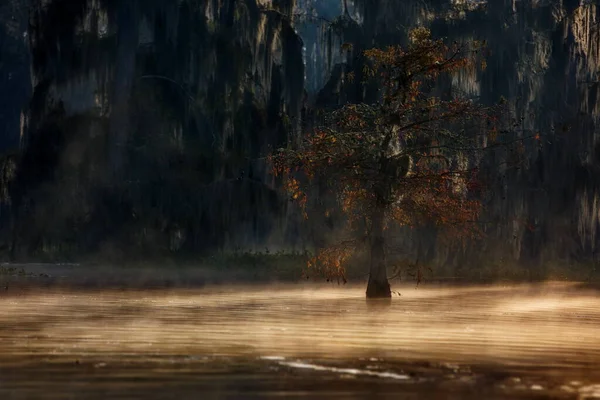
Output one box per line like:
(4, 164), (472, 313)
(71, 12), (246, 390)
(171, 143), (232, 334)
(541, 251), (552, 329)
(0, 0), (599, 273)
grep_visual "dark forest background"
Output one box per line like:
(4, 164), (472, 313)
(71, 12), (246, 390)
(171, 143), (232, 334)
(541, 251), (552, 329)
(0, 0), (599, 278)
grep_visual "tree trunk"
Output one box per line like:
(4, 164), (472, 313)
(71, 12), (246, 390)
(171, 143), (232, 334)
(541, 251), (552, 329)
(109, 3), (138, 177)
(9, 204), (19, 262)
(366, 207), (391, 298)
(9, 223), (17, 262)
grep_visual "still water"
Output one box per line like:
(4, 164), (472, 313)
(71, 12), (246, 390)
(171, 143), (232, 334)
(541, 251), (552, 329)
(0, 281), (599, 399)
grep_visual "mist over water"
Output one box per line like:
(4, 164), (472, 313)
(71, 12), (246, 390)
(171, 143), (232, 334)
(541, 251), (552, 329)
(1, 281), (599, 399)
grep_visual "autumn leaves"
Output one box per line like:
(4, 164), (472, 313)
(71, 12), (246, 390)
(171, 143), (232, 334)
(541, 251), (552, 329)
(270, 28), (509, 285)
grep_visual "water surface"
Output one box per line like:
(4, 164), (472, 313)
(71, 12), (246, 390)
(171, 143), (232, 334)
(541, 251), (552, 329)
(1, 281), (599, 399)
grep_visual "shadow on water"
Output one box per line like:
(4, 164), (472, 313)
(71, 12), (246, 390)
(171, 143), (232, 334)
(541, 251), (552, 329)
(1, 281), (600, 399)
(365, 297), (393, 310)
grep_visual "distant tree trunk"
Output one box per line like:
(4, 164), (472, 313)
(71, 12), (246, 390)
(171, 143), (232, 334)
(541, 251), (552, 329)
(9, 220), (17, 262)
(109, 2), (138, 176)
(366, 206), (391, 298)
(9, 203), (20, 262)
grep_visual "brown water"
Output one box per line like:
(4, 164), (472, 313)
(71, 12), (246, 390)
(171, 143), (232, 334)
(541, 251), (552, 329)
(1, 281), (599, 399)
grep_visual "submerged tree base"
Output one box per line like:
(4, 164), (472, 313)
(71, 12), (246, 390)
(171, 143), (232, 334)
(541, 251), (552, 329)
(366, 279), (391, 298)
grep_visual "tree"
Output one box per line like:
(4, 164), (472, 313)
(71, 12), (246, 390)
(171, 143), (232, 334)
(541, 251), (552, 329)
(271, 28), (505, 298)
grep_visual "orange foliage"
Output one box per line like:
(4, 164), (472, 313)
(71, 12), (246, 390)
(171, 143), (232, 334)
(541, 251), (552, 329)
(271, 28), (496, 280)
(305, 244), (355, 283)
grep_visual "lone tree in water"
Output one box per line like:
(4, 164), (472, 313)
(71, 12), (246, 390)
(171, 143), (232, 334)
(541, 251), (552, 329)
(272, 28), (502, 298)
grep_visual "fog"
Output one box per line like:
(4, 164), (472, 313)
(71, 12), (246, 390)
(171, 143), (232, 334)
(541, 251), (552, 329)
(2, 0), (600, 398)
(1, 282), (599, 399)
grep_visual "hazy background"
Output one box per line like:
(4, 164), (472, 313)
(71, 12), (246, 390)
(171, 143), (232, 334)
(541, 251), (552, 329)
(0, 0), (599, 280)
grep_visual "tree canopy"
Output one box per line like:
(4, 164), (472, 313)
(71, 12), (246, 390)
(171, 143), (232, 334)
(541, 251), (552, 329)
(271, 28), (512, 296)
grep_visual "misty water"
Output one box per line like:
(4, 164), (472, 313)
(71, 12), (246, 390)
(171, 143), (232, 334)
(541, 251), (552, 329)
(1, 280), (600, 399)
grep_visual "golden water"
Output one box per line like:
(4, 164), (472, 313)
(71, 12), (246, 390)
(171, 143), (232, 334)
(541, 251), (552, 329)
(1, 281), (599, 399)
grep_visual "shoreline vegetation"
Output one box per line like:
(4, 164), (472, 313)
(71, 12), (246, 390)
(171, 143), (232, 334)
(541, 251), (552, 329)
(0, 250), (598, 289)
